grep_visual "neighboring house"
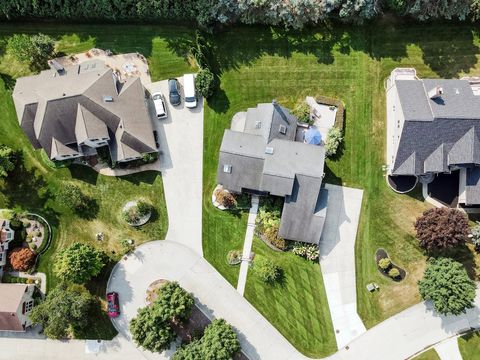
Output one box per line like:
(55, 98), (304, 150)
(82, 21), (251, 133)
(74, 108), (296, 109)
(0, 284), (35, 332)
(12, 59), (157, 163)
(0, 219), (14, 273)
(217, 101), (327, 244)
(386, 68), (480, 206)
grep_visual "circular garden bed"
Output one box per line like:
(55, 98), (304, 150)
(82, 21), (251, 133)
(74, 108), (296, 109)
(122, 200), (152, 226)
(375, 248), (406, 282)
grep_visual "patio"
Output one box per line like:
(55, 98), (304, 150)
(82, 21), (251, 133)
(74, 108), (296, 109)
(50, 48), (151, 85)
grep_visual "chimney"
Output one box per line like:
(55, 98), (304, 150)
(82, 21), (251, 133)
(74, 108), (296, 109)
(428, 86), (443, 99)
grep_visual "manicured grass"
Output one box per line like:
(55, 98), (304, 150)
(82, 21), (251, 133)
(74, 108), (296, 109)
(459, 331), (480, 360)
(201, 22), (480, 350)
(412, 348), (441, 360)
(0, 23), (197, 339)
(244, 238), (336, 357)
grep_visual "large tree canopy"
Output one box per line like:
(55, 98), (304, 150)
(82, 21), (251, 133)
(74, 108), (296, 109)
(418, 257), (476, 315)
(53, 243), (105, 284)
(7, 33), (55, 71)
(155, 281), (194, 323)
(30, 283), (93, 339)
(414, 208), (469, 251)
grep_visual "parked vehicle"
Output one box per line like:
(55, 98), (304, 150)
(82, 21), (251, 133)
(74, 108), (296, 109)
(183, 74), (197, 109)
(168, 78), (181, 106)
(153, 130), (159, 148)
(107, 292), (120, 318)
(151, 92), (167, 119)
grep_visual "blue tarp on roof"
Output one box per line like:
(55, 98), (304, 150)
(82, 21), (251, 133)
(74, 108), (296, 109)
(305, 127), (322, 145)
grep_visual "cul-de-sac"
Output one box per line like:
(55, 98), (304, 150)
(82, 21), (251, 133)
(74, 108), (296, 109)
(3, 3), (480, 360)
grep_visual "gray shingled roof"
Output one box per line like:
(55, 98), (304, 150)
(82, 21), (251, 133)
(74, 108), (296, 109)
(12, 60), (155, 162)
(217, 103), (326, 244)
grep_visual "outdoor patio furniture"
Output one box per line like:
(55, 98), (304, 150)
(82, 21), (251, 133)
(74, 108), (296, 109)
(366, 283), (379, 292)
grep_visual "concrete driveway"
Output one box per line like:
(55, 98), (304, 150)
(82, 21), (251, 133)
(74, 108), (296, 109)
(144, 79), (203, 256)
(319, 184), (366, 348)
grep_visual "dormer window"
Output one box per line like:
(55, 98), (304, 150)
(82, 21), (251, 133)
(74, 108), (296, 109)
(223, 164), (232, 174)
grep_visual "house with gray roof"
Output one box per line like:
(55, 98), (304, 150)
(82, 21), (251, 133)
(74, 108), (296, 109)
(12, 59), (157, 163)
(217, 101), (327, 244)
(386, 68), (480, 206)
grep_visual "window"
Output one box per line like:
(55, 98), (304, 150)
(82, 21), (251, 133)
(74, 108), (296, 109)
(24, 300), (34, 313)
(223, 164), (232, 174)
(0, 252), (3, 262)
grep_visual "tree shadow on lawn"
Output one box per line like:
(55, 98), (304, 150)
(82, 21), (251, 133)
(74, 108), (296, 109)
(323, 164), (342, 186)
(121, 170), (160, 185)
(0, 73), (15, 91)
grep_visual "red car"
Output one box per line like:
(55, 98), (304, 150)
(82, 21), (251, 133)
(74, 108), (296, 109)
(107, 292), (120, 318)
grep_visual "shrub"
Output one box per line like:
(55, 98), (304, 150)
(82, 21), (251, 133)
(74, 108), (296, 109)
(120, 239), (135, 254)
(215, 188), (237, 208)
(0, 144), (16, 178)
(414, 208), (469, 251)
(292, 101), (312, 124)
(9, 218), (23, 230)
(471, 222), (480, 250)
(53, 243), (105, 284)
(136, 201), (152, 218)
(196, 68), (216, 98)
(325, 127), (343, 157)
(256, 206), (287, 250)
(155, 281), (194, 323)
(378, 258), (391, 270)
(292, 243), (319, 261)
(388, 268), (400, 278)
(29, 243), (37, 251)
(253, 257), (282, 284)
(8, 247), (36, 271)
(418, 257), (476, 315)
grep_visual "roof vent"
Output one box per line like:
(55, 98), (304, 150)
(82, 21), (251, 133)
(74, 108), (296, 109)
(279, 125), (287, 134)
(103, 95), (114, 102)
(223, 164), (232, 174)
(265, 146), (274, 155)
(428, 86), (443, 99)
(255, 121), (262, 129)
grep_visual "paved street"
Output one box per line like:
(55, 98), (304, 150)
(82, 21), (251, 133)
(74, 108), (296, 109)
(319, 184), (366, 348)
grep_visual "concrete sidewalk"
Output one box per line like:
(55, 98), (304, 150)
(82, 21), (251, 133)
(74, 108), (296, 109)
(237, 195), (259, 296)
(319, 184), (366, 348)
(434, 338), (463, 360)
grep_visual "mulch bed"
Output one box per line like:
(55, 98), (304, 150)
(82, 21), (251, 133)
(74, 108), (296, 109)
(255, 231), (284, 252)
(375, 248), (406, 282)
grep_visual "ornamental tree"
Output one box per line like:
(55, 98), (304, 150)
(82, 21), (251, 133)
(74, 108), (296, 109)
(8, 247), (36, 271)
(0, 144), (15, 178)
(30, 283), (93, 339)
(253, 257), (282, 284)
(129, 305), (175, 352)
(53, 243), (105, 284)
(418, 257), (476, 315)
(414, 208), (469, 251)
(56, 184), (90, 212)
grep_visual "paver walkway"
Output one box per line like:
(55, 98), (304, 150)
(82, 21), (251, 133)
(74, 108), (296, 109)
(434, 338), (463, 360)
(319, 184), (366, 348)
(237, 195), (259, 296)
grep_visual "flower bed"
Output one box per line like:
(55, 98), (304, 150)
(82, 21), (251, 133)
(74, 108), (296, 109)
(122, 200), (152, 226)
(375, 248), (406, 282)
(227, 250), (242, 265)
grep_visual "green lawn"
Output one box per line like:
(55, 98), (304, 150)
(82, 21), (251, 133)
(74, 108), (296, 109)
(201, 22), (480, 354)
(459, 331), (480, 360)
(412, 348), (441, 360)
(0, 23), (198, 339)
(244, 238), (336, 357)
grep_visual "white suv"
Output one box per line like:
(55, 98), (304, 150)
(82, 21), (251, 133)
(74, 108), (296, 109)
(151, 92), (167, 119)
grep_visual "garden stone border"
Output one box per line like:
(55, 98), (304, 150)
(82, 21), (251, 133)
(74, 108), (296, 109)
(122, 201), (151, 227)
(375, 248), (407, 282)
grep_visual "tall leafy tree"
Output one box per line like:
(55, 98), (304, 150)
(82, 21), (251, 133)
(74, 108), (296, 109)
(53, 243), (105, 284)
(0, 144), (15, 178)
(7, 33), (55, 71)
(30, 283), (93, 339)
(414, 208), (469, 251)
(418, 257), (476, 315)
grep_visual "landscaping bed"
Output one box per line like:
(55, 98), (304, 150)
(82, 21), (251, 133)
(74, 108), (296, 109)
(375, 248), (406, 282)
